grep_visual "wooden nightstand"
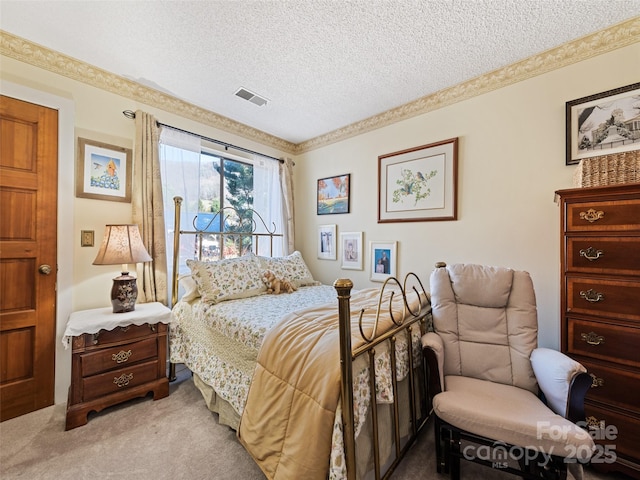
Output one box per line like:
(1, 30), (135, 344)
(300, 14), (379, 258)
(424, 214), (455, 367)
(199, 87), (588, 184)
(64, 302), (171, 430)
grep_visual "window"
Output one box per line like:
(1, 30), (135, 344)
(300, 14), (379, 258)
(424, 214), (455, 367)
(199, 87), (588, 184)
(158, 126), (284, 302)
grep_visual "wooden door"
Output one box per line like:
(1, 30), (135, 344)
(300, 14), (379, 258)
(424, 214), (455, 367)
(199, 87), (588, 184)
(0, 95), (58, 421)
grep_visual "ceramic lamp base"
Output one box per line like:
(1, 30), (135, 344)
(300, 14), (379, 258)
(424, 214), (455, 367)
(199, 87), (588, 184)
(111, 273), (138, 313)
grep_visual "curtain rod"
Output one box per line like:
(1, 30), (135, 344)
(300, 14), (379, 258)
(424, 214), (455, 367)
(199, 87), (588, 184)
(122, 110), (284, 163)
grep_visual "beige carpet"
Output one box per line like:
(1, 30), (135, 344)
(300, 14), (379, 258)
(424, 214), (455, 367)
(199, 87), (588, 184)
(0, 366), (629, 480)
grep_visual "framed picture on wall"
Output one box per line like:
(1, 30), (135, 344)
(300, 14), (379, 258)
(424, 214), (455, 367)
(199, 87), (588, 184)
(76, 137), (132, 202)
(378, 138), (457, 222)
(317, 224), (337, 260)
(317, 174), (350, 215)
(370, 241), (397, 282)
(340, 231), (363, 270)
(566, 82), (640, 165)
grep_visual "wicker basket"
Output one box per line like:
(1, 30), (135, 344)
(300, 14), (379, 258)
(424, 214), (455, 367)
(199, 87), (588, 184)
(573, 151), (640, 187)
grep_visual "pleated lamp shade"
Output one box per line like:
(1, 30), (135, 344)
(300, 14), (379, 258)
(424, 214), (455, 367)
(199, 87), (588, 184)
(93, 225), (152, 313)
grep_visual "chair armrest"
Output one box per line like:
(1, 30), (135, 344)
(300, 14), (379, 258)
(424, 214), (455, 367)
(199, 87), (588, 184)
(531, 347), (588, 420)
(422, 332), (444, 399)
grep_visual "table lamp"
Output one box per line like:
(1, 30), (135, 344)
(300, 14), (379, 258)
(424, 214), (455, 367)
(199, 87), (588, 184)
(92, 224), (152, 313)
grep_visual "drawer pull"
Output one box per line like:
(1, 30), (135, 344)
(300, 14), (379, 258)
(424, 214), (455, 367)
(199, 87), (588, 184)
(113, 373), (134, 388)
(579, 208), (605, 223)
(585, 415), (605, 430)
(112, 349), (132, 364)
(589, 373), (605, 388)
(581, 331), (605, 346)
(579, 247), (604, 261)
(579, 289), (604, 303)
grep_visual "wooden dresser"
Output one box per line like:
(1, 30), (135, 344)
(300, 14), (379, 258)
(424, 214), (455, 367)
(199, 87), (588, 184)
(556, 183), (640, 479)
(64, 303), (170, 430)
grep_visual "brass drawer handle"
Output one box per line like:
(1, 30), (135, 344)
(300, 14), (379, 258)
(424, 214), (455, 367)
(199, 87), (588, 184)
(579, 247), (604, 261)
(589, 373), (605, 388)
(586, 415), (605, 430)
(113, 373), (133, 387)
(581, 331), (605, 346)
(579, 208), (605, 223)
(580, 289), (604, 303)
(112, 349), (132, 364)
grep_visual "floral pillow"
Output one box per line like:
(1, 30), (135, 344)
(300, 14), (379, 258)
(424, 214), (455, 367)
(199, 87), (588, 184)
(186, 255), (266, 304)
(257, 251), (319, 288)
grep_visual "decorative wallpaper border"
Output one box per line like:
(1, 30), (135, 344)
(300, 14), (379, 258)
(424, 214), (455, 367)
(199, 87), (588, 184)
(2, 16), (639, 155)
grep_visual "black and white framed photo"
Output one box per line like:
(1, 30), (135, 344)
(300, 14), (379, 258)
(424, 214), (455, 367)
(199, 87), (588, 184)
(566, 82), (640, 165)
(340, 232), (363, 270)
(317, 224), (337, 260)
(370, 241), (397, 282)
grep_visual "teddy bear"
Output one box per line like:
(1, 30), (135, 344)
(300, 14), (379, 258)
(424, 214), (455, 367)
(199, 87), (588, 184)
(263, 270), (297, 294)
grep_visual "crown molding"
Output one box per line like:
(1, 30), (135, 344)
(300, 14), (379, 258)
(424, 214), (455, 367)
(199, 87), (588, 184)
(0, 30), (296, 154)
(2, 16), (639, 156)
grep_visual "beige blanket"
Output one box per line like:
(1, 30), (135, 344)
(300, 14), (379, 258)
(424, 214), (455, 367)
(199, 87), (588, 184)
(238, 287), (423, 479)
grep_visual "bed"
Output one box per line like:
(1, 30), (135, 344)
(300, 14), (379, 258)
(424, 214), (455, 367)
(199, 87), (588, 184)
(168, 197), (432, 479)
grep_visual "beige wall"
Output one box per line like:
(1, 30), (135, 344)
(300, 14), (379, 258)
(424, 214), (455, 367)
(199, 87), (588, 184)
(1, 41), (638, 405)
(1, 56), (290, 404)
(295, 42), (640, 351)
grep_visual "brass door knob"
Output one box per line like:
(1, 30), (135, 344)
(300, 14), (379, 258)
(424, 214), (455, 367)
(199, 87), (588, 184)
(38, 264), (52, 275)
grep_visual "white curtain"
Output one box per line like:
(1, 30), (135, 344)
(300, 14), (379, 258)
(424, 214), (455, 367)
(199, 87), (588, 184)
(279, 157), (295, 254)
(158, 127), (201, 304)
(252, 154), (286, 257)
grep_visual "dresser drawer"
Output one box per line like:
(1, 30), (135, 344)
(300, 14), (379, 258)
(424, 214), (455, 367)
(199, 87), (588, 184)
(581, 359), (640, 413)
(568, 318), (640, 368)
(565, 198), (640, 232)
(82, 360), (159, 401)
(567, 277), (640, 323)
(566, 237), (640, 275)
(80, 337), (157, 377)
(585, 402), (640, 464)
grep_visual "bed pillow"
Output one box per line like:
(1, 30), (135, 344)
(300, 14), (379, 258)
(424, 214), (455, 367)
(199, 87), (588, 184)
(178, 273), (200, 302)
(257, 251), (319, 288)
(186, 255), (266, 304)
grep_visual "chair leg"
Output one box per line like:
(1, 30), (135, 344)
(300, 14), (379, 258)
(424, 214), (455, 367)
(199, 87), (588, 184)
(449, 428), (461, 480)
(435, 416), (446, 474)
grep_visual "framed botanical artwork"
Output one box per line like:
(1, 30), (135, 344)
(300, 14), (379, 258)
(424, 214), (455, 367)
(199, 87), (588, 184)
(340, 231), (363, 270)
(378, 138), (457, 223)
(317, 224), (337, 260)
(76, 137), (132, 202)
(317, 173), (350, 215)
(566, 82), (640, 165)
(370, 241), (397, 282)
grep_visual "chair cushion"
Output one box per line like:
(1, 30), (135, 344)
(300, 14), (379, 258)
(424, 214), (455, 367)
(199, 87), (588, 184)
(433, 376), (594, 460)
(430, 264), (538, 393)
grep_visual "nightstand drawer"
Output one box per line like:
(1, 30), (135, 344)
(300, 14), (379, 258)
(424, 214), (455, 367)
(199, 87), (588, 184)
(566, 237), (640, 275)
(582, 359), (640, 413)
(568, 318), (640, 368)
(82, 360), (159, 401)
(567, 277), (640, 323)
(80, 337), (157, 377)
(566, 198), (640, 232)
(77, 323), (164, 349)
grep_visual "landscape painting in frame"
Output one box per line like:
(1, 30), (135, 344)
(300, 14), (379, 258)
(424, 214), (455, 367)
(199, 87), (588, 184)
(378, 138), (457, 222)
(566, 82), (640, 165)
(76, 137), (132, 202)
(317, 173), (350, 215)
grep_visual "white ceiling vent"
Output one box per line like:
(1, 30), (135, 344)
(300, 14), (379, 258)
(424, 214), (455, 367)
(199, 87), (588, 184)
(234, 87), (268, 107)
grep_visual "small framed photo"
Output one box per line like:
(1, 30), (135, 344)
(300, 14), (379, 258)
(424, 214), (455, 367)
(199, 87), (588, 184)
(317, 173), (350, 215)
(378, 138), (457, 222)
(340, 232), (363, 270)
(318, 224), (337, 260)
(566, 82), (640, 165)
(370, 241), (397, 282)
(76, 137), (132, 202)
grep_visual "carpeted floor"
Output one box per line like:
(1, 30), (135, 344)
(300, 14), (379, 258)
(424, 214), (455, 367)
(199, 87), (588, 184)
(0, 366), (630, 480)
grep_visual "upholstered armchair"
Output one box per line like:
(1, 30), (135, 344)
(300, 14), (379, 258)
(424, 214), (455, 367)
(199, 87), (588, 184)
(422, 263), (595, 480)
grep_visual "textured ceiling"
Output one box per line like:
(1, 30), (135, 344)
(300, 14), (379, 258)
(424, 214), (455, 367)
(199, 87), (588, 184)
(1, 1), (639, 145)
